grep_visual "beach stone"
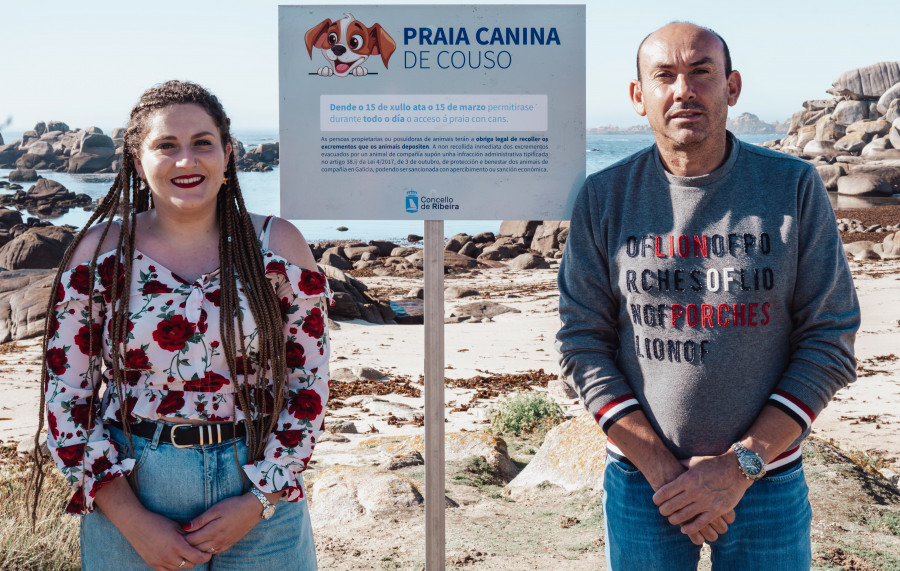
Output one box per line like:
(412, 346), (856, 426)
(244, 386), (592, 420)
(330, 291), (361, 319)
(309, 465), (423, 527)
(404, 250), (477, 271)
(0, 143), (24, 168)
(836, 174), (894, 197)
(803, 139), (838, 158)
(847, 119), (892, 137)
(472, 232), (495, 243)
(457, 241), (478, 258)
(27, 178), (69, 200)
(46, 121), (69, 133)
(843, 241), (880, 260)
(891, 118), (900, 149)
(795, 125), (816, 149)
(0, 268), (56, 343)
(834, 131), (869, 153)
(390, 247), (417, 258)
(815, 115), (844, 142)
(367, 240), (397, 257)
(508, 253), (550, 270)
(406, 287), (424, 299)
(445, 286), (478, 299)
(480, 241), (524, 260)
(881, 232), (900, 260)
(861, 137), (900, 160)
(832, 101), (870, 125)
(384, 432), (518, 481)
(343, 245), (380, 261)
(319, 251), (352, 271)
(0, 226), (75, 270)
(815, 164), (847, 191)
(379, 450), (424, 471)
(886, 99), (900, 123)
(848, 164), (900, 188)
(547, 378), (578, 399)
(447, 301), (520, 322)
(353, 366), (385, 380)
(331, 367), (360, 382)
(476, 249), (503, 262)
(830, 62), (900, 99)
(0, 208), (24, 228)
(328, 420), (359, 434)
(444, 233), (470, 253)
(407, 234), (422, 243)
(346, 396), (417, 419)
(506, 413), (607, 493)
(499, 220), (541, 240)
(16, 433), (48, 457)
(8, 169), (38, 182)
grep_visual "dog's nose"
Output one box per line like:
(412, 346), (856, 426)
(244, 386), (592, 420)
(331, 45), (346, 56)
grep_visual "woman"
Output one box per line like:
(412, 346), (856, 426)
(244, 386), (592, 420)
(34, 80), (329, 570)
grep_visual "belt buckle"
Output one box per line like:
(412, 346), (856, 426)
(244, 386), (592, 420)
(170, 424), (194, 448)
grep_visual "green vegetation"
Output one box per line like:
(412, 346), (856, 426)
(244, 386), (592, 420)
(451, 456), (502, 489)
(489, 391), (565, 437)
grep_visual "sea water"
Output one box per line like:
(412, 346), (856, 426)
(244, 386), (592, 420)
(0, 132), (822, 242)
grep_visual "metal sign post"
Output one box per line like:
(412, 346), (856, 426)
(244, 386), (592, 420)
(423, 219), (445, 569)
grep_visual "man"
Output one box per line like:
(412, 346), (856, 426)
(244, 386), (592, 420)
(557, 22), (859, 569)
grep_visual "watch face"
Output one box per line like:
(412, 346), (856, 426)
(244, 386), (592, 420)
(263, 506), (276, 520)
(743, 456), (764, 475)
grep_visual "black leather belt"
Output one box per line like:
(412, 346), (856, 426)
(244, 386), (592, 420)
(109, 420), (247, 448)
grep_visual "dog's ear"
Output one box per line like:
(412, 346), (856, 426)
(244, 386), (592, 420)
(304, 19), (334, 58)
(368, 24), (396, 68)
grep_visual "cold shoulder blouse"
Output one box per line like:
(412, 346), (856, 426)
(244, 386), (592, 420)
(45, 219), (332, 514)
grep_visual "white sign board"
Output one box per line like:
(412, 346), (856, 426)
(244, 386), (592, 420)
(279, 4), (585, 220)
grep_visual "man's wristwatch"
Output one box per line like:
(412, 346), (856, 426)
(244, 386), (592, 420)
(249, 487), (276, 520)
(731, 442), (767, 481)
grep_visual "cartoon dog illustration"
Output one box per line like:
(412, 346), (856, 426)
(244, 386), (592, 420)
(305, 13), (396, 77)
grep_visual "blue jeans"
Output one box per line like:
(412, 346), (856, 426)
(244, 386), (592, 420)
(81, 422), (318, 570)
(602, 456), (811, 571)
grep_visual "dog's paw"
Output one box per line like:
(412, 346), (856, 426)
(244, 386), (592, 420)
(352, 67), (369, 76)
(318, 67), (334, 77)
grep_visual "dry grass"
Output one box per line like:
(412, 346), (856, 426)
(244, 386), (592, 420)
(0, 447), (80, 570)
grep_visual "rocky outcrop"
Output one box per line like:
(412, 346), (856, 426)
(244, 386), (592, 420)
(726, 112), (784, 135)
(0, 177), (92, 218)
(377, 431), (518, 481)
(309, 465), (423, 527)
(506, 413), (607, 493)
(764, 62), (900, 196)
(0, 121), (278, 173)
(0, 268), (55, 343)
(0, 225), (75, 270)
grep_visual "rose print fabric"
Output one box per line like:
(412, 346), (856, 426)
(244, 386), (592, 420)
(45, 224), (331, 514)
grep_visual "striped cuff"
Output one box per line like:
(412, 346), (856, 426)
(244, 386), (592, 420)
(768, 389), (816, 432)
(594, 394), (641, 434)
(605, 442), (803, 476)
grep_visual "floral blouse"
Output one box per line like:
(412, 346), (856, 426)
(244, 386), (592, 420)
(45, 220), (332, 514)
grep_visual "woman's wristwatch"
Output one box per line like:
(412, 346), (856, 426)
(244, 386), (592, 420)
(731, 442), (767, 481)
(249, 487), (277, 520)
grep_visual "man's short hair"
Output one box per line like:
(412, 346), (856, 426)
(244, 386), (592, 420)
(635, 22), (732, 81)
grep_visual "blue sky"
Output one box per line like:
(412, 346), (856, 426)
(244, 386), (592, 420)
(1, 0), (895, 133)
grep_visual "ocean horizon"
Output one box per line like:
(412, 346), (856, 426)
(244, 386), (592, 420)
(0, 131), (854, 242)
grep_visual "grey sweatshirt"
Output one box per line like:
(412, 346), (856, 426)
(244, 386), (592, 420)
(557, 134), (860, 462)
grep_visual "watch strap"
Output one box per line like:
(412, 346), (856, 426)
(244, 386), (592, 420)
(249, 486), (276, 519)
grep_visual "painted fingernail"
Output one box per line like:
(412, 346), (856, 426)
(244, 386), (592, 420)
(182, 522), (191, 531)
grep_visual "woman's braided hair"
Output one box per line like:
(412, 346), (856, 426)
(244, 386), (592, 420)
(32, 80), (288, 516)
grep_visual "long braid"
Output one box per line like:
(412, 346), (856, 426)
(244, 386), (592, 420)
(32, 80), (290, 520)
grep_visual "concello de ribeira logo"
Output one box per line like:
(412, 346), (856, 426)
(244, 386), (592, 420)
(305, 13), (396, 77)
(405, 190), (419, 213)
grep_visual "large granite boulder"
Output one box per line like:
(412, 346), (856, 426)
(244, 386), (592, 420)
(0, 143), (23, 168)
(46, 121), (69, 133)
(0, 268), (56, 343)
(815, 164), (847, 191)
(508, 253), (551, 270)
(506, 413), (607, 493)
(309, 465), (423, 527)
(861, 137), (900, 160)
(834, 131), (869, 153)
(829, 62), (900, 99)
(28, 178), (69, 200)
(832, 101), (869, 125)
(891, 118), (900, 149)
(7, 169), (38, 182)
(887, 100), (900, 123)
(0, 226), (75, 270)
(836, 173), (895, 197)
(0, 208), (24, 228)
(499, 220), (540, 241)
(814, 115), (844, 142)
(530, 221), (569, 256)
(68, 132), (116, 173)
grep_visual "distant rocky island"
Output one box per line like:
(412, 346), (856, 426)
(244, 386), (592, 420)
(588, 112), (788, 135)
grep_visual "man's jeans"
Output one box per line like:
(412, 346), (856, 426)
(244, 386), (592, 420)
(81, 422), (318, 570)
(602, 456), (812, 570)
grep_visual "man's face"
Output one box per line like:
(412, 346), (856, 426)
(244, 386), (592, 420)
(630, 24), (741, 151)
